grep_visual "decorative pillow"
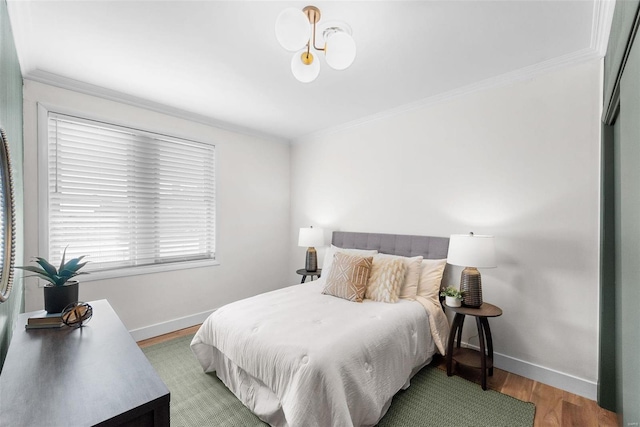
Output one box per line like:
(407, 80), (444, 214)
(322, 253), (373, 302)
(417, 258), (448, 304)
(374, 254), (423, 300)
(321, 245), (378, 278)
(365, 257), (406, 303)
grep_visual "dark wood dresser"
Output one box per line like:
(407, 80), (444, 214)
(0, 299), (170, 426)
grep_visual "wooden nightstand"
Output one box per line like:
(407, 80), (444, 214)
(296, 268), (322, 284)
(445, 302), (502, 390)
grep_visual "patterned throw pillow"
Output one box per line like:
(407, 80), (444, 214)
(373, 254), (424, 300)
(321, 245), (378, 278)
(322, 252), (373, 302)
(365, 257), (406, 303)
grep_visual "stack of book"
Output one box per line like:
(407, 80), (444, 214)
(25, 311), (64, 330)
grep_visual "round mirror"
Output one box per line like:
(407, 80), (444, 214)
(0, 127), (16, 303)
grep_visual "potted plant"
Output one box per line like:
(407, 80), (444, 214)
(440, 286), (464, 308)
(18, 248), (88, 313)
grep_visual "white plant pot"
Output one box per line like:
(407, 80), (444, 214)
(446, 296), (462, 307)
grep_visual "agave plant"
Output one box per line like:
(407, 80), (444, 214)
(17, 247), (88, 287)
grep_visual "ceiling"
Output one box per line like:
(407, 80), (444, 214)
(7, 1), (613, 142)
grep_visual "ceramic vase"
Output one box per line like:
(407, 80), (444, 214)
(446, 295), (462, 308)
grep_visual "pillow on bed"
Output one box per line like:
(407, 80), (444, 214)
(365, 256), (406, 303)
(417, 258), (448, 304)
(374, 254), (423, 300)
(322, 252), (373, 303)
(322, 245), (378, 277)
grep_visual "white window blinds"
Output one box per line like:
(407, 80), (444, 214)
(46, 112), (216, 273)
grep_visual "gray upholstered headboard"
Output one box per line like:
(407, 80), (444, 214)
(331, 231), (449, 260)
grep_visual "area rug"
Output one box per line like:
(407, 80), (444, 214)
(142, 334), (535, 427)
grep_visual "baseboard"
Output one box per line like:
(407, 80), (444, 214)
(463, 342), (597, 400)
(129, 309), (216, 342)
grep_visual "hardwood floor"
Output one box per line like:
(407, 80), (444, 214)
(138, 327), (619, 427)
(433, 357), (619, 427)
(137, 324), (200, 349)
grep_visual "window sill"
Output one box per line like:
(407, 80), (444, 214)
(78, 259), (220, 283)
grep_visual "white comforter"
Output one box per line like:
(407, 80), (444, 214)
(191, 279), (447, 427)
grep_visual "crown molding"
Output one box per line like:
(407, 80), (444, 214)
(591, 0), (616, 56)
(293, 47), (602, 144)
(294, 0), (614, 144)
(24, 69), (288, 145)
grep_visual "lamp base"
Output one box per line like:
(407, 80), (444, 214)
(460, 267), (483, 307)
(305, 247), (318, 272)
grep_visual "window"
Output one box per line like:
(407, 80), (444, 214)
(42, 111), (216, 276)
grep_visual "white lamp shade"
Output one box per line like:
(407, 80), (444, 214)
(275, 8), (310, 52)
(324, 31), (356, 70)
(291, 50), (320, 83)
(298, 227), (324, 247)
(447, 234), (497, 268)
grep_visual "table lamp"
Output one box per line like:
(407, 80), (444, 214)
(447, 232), (496, 307)
(298, 226), (324, 272)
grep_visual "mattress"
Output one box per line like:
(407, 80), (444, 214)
(191, 278), (446, 427)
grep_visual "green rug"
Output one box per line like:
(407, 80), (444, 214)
(142, 335), (535, 427)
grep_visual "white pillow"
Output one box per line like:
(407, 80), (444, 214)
(322, 245), (378, 278)
(375, 253), (423, 300)
(417, 258), (448, 304)
(365, 257), (406, 303)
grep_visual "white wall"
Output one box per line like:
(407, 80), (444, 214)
(290, 60), (602, 398)
(22, 80), (291, 338)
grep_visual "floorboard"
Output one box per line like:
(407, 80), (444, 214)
(562, 400), (598, 427)
(140, 326), (619, 427)
(501, 372), (535, 402)
(137, 325), (200, 348)
(531, 381), (563, 427)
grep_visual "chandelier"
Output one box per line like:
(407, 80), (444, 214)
(275, 6), (356, 83)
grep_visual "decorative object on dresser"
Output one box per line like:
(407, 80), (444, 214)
(0, 300), (170, 426)
(17, 247), (88, 313)
(25, 302), (94, 330)
(446, 302), (503, 390)
(25, 310), (64, 329)
(440, 286), (464, 308)
(61, 301), (94, 327)
(298, 226), (324, 271)
(446, 232), (496, 307)
(0, 127), (16, 304)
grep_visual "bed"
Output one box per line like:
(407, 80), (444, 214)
(191, 231), (450, 427)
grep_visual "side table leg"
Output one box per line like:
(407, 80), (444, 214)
(481, 317), (494, 376)
(446, 314), (463, 376)
(300, 275), (307, 284)
(476, 316), (487, 390)
(456, 315), (465, 349)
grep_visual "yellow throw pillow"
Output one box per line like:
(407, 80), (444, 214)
(417, 258), (448, 304)
(322, 252), (373, 302)
(365, 257), (406, 303)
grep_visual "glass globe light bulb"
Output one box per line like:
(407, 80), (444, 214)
(325, 31), (356, 70)
(291, 50), (320, 83)
(275, 8), (310, 52)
